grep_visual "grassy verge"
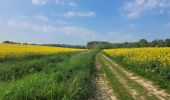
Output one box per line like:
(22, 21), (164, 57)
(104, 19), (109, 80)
(97, 53), (134, 100)
(103, 52), (170, 93)
(0, 52), (76, 82)
(0, 54), (44, 63)
(0, 50), (96, 100)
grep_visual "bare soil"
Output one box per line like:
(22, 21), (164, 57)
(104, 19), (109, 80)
(90, 57), (117, 100)
(102, 53), (170, 100)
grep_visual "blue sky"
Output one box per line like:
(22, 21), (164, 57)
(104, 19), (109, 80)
(0, 0), (170, 45)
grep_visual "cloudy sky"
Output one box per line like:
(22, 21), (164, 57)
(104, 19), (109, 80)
(0, 0), (170, 45)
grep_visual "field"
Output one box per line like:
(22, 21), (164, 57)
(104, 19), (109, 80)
(103, 48), (170, 69)
(103, 48), (170, 92)
(1, 44), (170, 100)
(0, 44), (84, 59)
(0, 44), (96, 100)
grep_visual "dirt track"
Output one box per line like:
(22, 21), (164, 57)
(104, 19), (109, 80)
(92, 53), (170, 100)
(90, 56), (117, 100)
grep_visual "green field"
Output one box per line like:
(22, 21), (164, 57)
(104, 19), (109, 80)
(0, 50), (97, 100)
(1, 45), (170, 100)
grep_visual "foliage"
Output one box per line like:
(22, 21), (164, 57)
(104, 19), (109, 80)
(0, 50), (96, 100)
(87, 41), (112, 49)
(87, 38), (170, 49)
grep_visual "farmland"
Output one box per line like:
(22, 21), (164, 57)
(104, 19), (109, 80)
(103, 48), (170, 91)
(103, 48), (170, 68)
(0, 44), (84, 59)
(0, 44), (170, 100)
(0, 44), (95, 100)
(2, 0), (170, 99)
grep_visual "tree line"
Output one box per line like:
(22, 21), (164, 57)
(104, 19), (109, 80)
(87, 39), (170, 49)
(3, 39), (170, 49)
(2, 41), (86, 49)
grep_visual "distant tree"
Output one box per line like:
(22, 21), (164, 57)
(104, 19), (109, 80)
(138, 39), (148, 47)
(109, 38), (169, 48)
(150, 39), (165, 47)
(3, 41), (20, 44)
(122, 42), (129, 48)
(23, 43), (28, 45)
(157, 40), (165, 47)
(41, 44), (86, 49)
(3, 41), (10, 43)
(87, 41), (112, 49)
(165, 39), (170, 47)
(150, 40), (158, 47)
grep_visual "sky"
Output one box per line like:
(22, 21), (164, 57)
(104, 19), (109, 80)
(0, 0), (170, 45)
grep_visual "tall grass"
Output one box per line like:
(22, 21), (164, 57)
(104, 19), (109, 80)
(0, 52), (76, 81)
(0, 50), (96, 100)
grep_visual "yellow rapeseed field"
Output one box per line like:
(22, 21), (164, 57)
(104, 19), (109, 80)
(0, 44), (85, 59)
(103, 48), (170, 68)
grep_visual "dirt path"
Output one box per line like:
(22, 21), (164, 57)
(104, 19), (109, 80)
(90, 56), (117, 100)
(101, 53), (170, 100)
(100, 55), (145, 99)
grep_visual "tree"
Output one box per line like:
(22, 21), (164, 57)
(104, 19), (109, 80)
(150, 39), (165, 47)
(165, 39), (170, 47)
(157, 40), (165, 47)
(3, 41), (10, 43)
(138, 39), (148, 47)
(87, 41), (112, 49)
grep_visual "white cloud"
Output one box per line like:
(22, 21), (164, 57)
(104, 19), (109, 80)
(56, 0), (65, 5)
(63, 11), (96, 17)
(56, 20), (69, 25)
(8, 19), (96, 40)
(35, 15), (49, 21)
(122, 0), (170, 19)
(8, 19), (54, 33)
(42, 25), (56, 33)
(58, 26), (96, 39)
(8, 19), (31, 29)
(32, 0), (48, 5)
(31, 24), (56, 33)
(32, 0), (78, 7)
(56, 0), (78, 7)
(68, 2), (77, 7)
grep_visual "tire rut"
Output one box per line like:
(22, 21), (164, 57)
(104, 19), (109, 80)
(102, 53), (170, 100)
(90, 56), (117, 100)
(100, 53), (145, 100)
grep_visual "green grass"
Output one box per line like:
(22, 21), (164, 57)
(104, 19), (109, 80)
(103, 52), (170, 93)
(0, 50), (96, 100)
(97, 53), (134, 100)
(0, 52), (76, 82)
(103, 53), (158, 100)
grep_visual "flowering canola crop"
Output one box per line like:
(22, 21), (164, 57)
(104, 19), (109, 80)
(103, 48), (170, 69)
(0, 44), (85, 59)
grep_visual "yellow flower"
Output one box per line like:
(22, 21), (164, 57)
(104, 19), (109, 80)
(0, 44), (85, 58)
(103, 47), (170, 68)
